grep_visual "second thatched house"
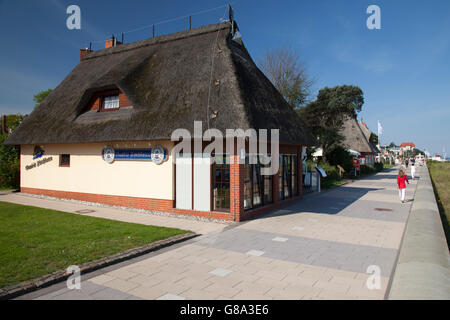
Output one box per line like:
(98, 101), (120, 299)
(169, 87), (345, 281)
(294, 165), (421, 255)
(5, 21), (314, 222)
(340, 116), (378, 166)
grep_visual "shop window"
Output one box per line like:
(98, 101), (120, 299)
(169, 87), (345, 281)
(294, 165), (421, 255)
(264, 174), (273, 204)
(279, 154), (297, 200)
(244, 155), (273, 211)
(244, 165), (252, 210)
(59, 154), (70, 167)
(212, 155), (230, 212)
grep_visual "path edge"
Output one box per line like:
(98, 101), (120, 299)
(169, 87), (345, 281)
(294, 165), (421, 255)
(387, 164), (450, 299)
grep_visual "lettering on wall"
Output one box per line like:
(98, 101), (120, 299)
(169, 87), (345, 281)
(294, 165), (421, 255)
(26, 157), (53, 170)
(102, 146), (167, 164)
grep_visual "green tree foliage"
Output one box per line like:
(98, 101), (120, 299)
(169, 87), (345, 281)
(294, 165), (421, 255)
(370, 132), (379, 145)
(388, 142), (397, 148)
(297, 85), (364, 159)
(33, 89), (52, 108)
(0, 115), (25, 189)
(413, 148), (425, 156)
(0, 134), (20, 189)
(259, 47), (313, 109)
(324, 145), (353, 173)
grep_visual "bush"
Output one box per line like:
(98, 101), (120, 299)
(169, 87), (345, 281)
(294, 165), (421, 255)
(319, 163), (340, 181)
(324, 146), (353, 173)
(0, 158), (19, 189)
(360, 164), (376, 175)
(0, 134), (20, 189)
(374, 162), (384, 171)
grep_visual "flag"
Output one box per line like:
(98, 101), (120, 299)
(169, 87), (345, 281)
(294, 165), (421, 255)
(378, 120), (383, 136)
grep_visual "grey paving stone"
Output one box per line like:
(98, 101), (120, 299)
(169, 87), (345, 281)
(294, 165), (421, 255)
(197, 228), (397, 276)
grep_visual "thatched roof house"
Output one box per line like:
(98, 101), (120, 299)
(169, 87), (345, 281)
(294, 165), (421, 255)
(5, 22), (313, 146)
(340, 116), (378, 165)
(6, 21), (314, 222)
(358, 122), (380, 154)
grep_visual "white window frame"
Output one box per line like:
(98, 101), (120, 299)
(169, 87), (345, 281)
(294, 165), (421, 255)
(102, 95), (119, 110)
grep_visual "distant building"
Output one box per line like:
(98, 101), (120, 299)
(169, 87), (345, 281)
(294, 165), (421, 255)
(388, 147), (401, 156)
(340, 117), (378, 166)
(400, 142), (415, 152)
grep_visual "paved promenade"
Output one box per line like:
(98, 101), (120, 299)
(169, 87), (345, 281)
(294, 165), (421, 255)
(10, 166), (421, 300)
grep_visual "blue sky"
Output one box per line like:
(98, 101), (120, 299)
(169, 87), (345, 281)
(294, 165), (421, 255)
(0, 0), (449, 156)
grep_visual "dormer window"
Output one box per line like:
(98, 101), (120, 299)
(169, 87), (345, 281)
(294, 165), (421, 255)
(82, 88), (131, 114)
(102, 95), (119, 110)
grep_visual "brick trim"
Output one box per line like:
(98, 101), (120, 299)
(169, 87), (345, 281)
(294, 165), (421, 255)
(20, 187), (233, 221)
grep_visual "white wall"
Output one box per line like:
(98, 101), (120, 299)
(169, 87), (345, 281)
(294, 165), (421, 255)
(20, 141), (174, 200)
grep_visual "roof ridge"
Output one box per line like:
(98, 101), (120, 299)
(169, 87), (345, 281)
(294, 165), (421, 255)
(83, 22), (231, 61)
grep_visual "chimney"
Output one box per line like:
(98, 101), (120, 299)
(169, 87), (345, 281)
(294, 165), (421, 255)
(80, 48), (93, 61)
(105, 35), (122, 49)
(1, 115), (7, 135)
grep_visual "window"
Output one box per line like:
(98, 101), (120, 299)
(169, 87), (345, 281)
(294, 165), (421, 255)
(60, 154), (70, 167)
(244, 155), (273, 211)
(212, 155), (230, 212)
(279, 154), (297, 200)
(102, 95), (119, 110)
(244, 165), (252, 210)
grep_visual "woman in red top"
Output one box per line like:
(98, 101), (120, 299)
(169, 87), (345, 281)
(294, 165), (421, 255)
(397, 169), (409, 203)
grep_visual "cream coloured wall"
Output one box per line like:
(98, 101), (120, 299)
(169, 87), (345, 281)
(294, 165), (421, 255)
(20, 141), (174, 200)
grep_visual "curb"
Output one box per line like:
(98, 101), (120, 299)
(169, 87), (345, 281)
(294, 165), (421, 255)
(0, 232), (198, 300)
(388, 164), (450, 299)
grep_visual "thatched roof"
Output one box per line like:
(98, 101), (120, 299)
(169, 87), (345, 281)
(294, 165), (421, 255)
(358, 122), (380, 153)
(340, 116), (375, 153)
(5, 22), (314, 146)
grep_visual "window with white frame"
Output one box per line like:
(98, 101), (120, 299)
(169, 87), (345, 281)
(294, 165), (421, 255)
(102, 95), (119, 110)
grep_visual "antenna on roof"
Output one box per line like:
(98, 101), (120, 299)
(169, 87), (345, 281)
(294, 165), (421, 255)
(189, 16), (192, 30)
(228, 4), (235, 34)
(228, 4), (234, 22)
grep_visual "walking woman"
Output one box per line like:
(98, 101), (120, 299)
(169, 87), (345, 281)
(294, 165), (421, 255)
(410, 162), (416, 180)
(397, 169), (409, 203)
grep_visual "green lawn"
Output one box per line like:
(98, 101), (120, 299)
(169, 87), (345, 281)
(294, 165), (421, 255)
(427, 161), (450, 248)
(322, 178), (346, 189)
(0, 201), (189, 288)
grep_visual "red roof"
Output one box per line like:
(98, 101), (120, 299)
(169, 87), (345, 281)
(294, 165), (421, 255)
(400, 142), (415, 148)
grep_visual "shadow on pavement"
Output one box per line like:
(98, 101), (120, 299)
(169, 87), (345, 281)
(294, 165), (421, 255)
(254, 186), (382, 220)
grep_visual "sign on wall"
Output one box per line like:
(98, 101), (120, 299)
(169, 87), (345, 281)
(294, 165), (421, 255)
(115, 149), (152, 160)
(33, 146), (45, 160)
(151, 146), (166, 165)
(26, 156), (53, 170)
(102, 146), (167, 164)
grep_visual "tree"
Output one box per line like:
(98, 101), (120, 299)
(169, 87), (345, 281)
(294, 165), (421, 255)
(413, 148), (424, 156)
(325, 145), (353, 173)
(297, 85), (364, 160)
(388, 142), (397, 148)
(259, 47), (313, 109)
(33, 89), (52, 108)
(0, 114), (23, 189)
